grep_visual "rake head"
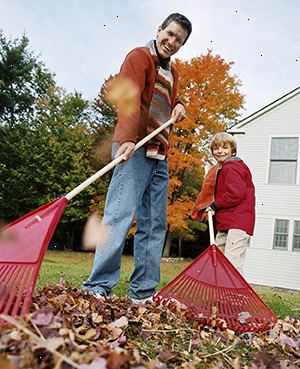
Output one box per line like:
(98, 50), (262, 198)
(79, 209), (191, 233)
(154, 244), (278, 333)
(0, 197), (68, 319)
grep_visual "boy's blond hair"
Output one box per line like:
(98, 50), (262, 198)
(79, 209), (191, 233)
(209, 132), (237, 155)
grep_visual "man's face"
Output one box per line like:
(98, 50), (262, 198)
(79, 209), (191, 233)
(156, 21), (188, 59)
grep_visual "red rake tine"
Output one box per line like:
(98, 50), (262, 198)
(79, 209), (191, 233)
(155, 211), (278, 332)
(0, 118), (176, 320)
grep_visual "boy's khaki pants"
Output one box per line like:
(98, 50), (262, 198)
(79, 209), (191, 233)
(215, 229), (248, 276)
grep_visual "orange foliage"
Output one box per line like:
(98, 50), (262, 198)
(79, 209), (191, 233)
(167, 50), (245, 240)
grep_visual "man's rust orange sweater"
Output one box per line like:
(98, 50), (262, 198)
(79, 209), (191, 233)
(113, 46), (179, 145)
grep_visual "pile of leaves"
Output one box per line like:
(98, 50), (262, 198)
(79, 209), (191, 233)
(0, 285), (299, 369)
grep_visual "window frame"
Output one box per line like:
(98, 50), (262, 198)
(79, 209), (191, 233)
(268, 136), (299, 185)
(273, 219), (289, 250)
(292, 220), (300, 252)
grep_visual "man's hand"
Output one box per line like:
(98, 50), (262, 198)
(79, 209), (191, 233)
(114, 142), (136, 162)
(171, 103), (186, 122)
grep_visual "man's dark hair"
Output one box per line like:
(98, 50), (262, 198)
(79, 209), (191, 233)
(161, 13), (192, 45)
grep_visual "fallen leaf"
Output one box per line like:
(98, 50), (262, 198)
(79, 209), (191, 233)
(30, 308), (54, 326)
(79, 357), (107, 369)
(237, 311), (252, 324)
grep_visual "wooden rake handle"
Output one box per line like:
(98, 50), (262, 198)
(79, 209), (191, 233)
(208, 210), (217, 266)
(207, 210), (216, 244)
(65, 117), (176, 201)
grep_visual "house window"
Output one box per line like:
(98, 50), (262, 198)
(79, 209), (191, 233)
(269, 137), (298, 184)
(293, 221), (300, 251)
(273, 219), (289, 250)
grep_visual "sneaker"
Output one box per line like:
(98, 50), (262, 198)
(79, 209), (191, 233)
(94, 292), (105, 299)
(131, 296), (154, 304)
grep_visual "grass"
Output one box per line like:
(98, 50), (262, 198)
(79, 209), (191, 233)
(38, 250), (300, 320)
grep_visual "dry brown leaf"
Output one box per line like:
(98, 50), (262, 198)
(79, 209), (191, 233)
(105, 76), (139, 118)
(232, 355), (241, 369)
(34, 336), (65, 351)
(282, 321), (294, 332)
(82, 212), (110, 250)
(92, 312), (103, 323)
(108, 327), (123, 341)
(76, 328), (97, 341)
(112, 316), (128, 329)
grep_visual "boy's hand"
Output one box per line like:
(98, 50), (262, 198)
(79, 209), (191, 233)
(203, 207), (215, 220)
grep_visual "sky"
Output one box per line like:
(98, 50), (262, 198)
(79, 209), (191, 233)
(0, 0), (299, 120)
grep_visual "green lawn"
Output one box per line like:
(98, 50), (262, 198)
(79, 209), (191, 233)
(38, 250), (300, 320)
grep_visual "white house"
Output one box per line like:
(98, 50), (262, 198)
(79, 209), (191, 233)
(228, 87), (300, 291)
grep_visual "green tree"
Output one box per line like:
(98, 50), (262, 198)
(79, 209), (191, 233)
(0, 85), (112, 248)
(0, 31), (55, 124)
(0, 32), (117, 248)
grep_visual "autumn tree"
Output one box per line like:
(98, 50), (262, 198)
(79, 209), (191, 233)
(164, 50), (245, 256)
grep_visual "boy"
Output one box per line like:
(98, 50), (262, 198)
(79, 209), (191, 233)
(192, 132), (255, 275)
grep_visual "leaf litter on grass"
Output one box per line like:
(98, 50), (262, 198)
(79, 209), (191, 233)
(0, 284), (299, 369)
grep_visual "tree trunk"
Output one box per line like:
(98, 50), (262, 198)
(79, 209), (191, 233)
(65, 225), (74, 250)
(163, 230), (172, 257)
(178, 236), (183, 257)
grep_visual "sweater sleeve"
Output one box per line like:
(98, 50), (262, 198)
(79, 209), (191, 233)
(215, 165), (247, 209)
(115, 49), (148, 144)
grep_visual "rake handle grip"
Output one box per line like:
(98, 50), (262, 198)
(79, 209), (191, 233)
(208, 210), (215, 245)
(65, 117), (176, 201)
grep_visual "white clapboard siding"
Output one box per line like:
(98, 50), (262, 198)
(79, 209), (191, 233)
(245, 247), (300, 290)
(228, 87), (300, 290)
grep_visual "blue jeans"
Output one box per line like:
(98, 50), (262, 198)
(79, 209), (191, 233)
(82, 144), (168, 299)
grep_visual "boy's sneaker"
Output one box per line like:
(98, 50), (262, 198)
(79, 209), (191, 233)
(131, 296), (154, 304)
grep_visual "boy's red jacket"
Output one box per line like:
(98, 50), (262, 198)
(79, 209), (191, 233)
(192, 157), (255, 235)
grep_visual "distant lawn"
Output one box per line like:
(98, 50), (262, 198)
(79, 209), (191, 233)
(38, 250), (300, 320)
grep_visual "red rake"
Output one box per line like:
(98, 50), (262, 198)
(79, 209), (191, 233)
(153, 211), (278, 333)
(0, 118), (175, 320)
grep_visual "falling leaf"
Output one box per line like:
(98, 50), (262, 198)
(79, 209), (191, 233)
(82, 212), (110, 250)
(105, 76), (139, 118)
(91, 135), (113, 168)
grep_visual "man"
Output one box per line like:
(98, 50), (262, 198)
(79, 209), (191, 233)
(82, 13), (192, 303)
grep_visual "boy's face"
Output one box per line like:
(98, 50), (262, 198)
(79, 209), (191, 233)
(212, 142), (233, 163)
